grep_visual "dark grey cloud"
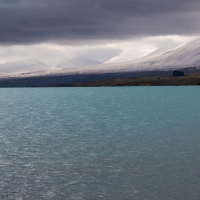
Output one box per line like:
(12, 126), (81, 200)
(0, 0), (200, 45)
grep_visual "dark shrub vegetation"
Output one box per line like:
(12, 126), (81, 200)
(173, 70), (184, 76)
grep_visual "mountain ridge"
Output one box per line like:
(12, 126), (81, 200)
(1, 38), (200, 78)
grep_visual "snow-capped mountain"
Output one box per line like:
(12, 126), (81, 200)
(126, 39), (200, 71)
(1, 38), (200, 78)
(58, 57), (101, 69)
(59, 38), (200, 74)
(0, 59), (50, 75)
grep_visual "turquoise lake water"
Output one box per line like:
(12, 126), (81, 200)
(0, 87), (200, 200)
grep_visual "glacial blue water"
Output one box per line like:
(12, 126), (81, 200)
(0, 87), (200, 200)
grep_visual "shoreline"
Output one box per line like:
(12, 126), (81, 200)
(0, 71), (200, 87)
(73, 74), (200, 87)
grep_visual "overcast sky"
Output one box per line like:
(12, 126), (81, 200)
(0, 0), (199, 65)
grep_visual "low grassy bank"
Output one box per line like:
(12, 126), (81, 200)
(74, 73), (200, 87)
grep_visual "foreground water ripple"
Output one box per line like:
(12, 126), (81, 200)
(0, 87), (200, 199)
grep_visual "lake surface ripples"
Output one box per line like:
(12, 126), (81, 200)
(0, 87), (200, 199)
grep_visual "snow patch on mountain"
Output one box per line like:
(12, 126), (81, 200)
(0, 59), (51, 75)
(58, 57), (102, 69)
